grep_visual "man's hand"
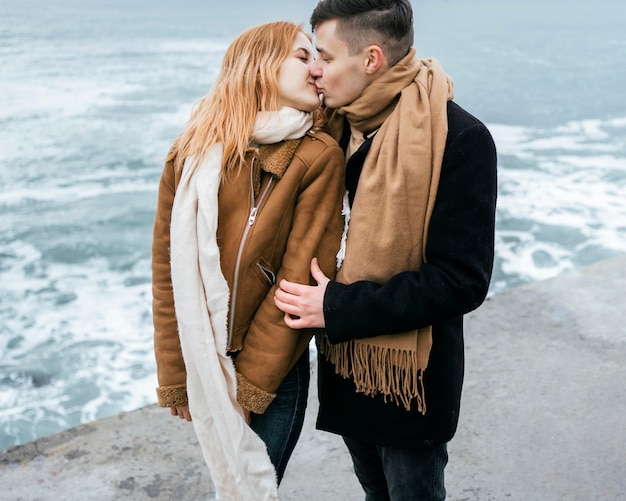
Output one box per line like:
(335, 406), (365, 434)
(274, 258), (329, 329)
(171, 405), (192, 421)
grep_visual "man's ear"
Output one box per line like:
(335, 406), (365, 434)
(364, 45), (386, 75)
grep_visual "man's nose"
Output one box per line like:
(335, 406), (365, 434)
(309, 58), (322, 78)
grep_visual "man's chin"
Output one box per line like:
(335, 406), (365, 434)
(321, 94), (339, 108)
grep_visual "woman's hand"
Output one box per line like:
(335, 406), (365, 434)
(171, 404), (251, 425)
(171, 405), (192, 421)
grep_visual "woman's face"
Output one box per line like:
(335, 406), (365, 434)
(277, 32), (321, 112)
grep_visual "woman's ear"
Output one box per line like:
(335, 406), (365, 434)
(364, 45), (386, 75)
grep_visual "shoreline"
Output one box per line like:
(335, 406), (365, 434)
(2, 254), (625, 500)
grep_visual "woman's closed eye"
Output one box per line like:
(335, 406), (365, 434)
(294, 49), (312, 63)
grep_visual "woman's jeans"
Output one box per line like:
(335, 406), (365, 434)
(249, 349), (309, 484)
(343, 436), (448, 501)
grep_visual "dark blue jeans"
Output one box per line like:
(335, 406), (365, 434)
(343, 436), (448, 500)
(249, 350), (309, 484)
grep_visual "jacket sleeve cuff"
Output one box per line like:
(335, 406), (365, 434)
(156, 384), (188, 408)
(236, 372), (276, 414)
(323, 280), (355, 344)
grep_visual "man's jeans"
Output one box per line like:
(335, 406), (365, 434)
(250, 350), (309, 484)
(343, 436), (448, 500)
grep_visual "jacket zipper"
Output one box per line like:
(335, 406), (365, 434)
(228, 158), (274, 348)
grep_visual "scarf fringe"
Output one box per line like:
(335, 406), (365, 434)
(319, 335), (426, 413)
(335, 191), (351, 270)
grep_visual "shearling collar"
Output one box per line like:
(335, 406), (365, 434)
(257, 138), (302, 178)
(251, 138), (303, 197)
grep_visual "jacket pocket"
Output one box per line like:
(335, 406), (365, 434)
(255, 260), (276, 286)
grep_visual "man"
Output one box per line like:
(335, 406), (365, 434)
(274, 0), (497, 499)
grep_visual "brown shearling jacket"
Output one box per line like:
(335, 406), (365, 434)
(152, 130), (345, 413)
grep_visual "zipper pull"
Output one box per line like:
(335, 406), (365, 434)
(248, 207), (258, 225)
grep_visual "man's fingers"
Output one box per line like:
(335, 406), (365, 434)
(277, 278), (303, 295)
(275, 268), (326, 329)
(310, 257), (329, 286)
(273, 294), (299, 316)
(284, 312), (307, 329)
(283, 312), (297, 328)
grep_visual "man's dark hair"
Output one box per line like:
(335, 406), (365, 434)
(310, 0), (414, 66)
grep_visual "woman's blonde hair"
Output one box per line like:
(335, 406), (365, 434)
(169, 21), (320, 176)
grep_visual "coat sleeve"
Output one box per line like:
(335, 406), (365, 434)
(234, 141), (346, 413)
(152, 156), (188, 407)
(323, 120), (498, 343)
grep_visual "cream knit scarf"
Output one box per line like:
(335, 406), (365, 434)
(321, 48), (454, 413)
(170, 107), (313, 500)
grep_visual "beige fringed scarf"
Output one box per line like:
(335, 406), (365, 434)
(320, 48), (454, 413)
(170, 108), (313, 500)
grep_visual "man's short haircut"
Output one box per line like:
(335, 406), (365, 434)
(310, 0), (414, 66)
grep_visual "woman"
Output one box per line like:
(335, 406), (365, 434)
(151, 21), (345, 499)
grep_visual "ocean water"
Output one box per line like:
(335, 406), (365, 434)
(1, 0), (625, 451)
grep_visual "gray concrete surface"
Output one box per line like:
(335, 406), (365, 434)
(2, 254), (625, 500)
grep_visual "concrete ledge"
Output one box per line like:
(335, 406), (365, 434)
(2, 255), (626, 500)
(446, 253), (626, 500)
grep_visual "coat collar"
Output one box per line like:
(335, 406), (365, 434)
(251, 138), (303, 197)
(257, 138), (302, 178)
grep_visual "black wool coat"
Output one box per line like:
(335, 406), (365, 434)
(317, 100), (498, 448)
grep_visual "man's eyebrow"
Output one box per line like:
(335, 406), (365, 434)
(315, 46), (329, 56)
